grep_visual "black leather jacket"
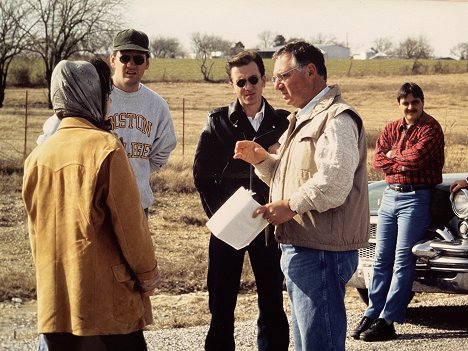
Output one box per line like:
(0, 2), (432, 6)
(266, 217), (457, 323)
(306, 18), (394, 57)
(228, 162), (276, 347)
(193, 98), (289, 219)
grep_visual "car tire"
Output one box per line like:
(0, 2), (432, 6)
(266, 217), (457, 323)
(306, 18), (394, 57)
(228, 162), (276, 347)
(356, 288), (415, 306)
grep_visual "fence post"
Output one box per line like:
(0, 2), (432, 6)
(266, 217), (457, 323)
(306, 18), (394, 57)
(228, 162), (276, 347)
(182, 97), (185, 156)
(23, 90), (28, 161)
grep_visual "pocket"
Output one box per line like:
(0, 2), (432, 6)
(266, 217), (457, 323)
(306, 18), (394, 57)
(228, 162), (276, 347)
(111, 264), (145, 323)
(337, 251), (358, 284)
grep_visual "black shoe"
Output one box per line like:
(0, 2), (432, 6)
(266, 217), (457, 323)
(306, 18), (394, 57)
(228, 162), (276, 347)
(350, 316), (374, 340)
(360, 318), (397, 342)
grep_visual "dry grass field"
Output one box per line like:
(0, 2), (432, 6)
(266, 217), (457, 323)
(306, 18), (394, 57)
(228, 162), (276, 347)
(1, 74), (468, 329)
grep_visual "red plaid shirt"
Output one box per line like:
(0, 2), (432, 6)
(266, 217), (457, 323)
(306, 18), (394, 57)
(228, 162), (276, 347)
(373, 112), (444, 185)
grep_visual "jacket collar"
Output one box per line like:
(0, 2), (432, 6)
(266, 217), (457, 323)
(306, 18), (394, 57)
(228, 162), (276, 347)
(296, 86), (331, 119)
(57, 116), (112, 132)
(397, 111), (430, 131)
(288, 85), (341, 127)
(226, 98), (281, 139)
(57, 117), (98, 130)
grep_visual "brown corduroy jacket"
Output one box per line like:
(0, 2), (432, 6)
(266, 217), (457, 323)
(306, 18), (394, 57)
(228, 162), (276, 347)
(22, 117), (159, 336)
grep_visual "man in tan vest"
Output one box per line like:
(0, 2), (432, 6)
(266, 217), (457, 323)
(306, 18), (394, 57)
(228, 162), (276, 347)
(234, 41), (369, 351)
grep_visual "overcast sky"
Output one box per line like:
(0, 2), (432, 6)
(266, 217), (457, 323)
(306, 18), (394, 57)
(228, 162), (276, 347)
(124, 0), (468, 57)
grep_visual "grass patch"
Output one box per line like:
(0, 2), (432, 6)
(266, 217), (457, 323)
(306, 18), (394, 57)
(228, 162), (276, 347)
(6, 57), (468, 88)
(1, 76), (467, 304)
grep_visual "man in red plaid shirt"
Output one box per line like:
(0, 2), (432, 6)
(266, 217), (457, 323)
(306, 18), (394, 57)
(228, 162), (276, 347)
(352, 82), (445, 342)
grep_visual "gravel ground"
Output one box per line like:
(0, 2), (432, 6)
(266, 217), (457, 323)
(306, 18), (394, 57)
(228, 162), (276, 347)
(2, 294), (468, 350)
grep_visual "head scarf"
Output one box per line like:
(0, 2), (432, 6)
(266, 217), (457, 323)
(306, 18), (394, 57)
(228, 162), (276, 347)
(51, 60), (104, 124)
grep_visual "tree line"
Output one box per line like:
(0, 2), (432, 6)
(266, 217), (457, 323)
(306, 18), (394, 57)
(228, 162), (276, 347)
(0, 0), (126, 108)
(2, 0), (468, 108)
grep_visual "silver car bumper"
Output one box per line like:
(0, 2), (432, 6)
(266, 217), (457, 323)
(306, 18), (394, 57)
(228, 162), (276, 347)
(348, 220), (468, 294)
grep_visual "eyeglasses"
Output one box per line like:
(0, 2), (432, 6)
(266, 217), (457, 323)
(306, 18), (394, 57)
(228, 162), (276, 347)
(119, 54), (146, 66)
(235, 75), (259, 88)
(271, 67), (299, 84)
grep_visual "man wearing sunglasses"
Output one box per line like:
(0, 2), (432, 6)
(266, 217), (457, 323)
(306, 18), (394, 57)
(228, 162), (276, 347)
(108, 29), (177, 215)
(234, 42), (369, 351)
(36, 29), (177, 217)
(193, 50), (290, 351)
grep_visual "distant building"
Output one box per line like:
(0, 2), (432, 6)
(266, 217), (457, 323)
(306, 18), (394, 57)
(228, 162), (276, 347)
(187, 51), (226, 59)
(210, 51), (224, 59)
(315, 44), (351, 59)
(353, 50), (375, 60)
(258, 44), (351, 59)
(257, 46), (284, 59)
(353, 49), (389, 60)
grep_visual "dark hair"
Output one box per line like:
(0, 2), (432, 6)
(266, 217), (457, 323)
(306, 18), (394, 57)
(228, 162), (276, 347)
(225, 50), (265, 80)
(89, 58), (112, 117)
(273, 41), (327, 81)
(397, 82), (424, 103)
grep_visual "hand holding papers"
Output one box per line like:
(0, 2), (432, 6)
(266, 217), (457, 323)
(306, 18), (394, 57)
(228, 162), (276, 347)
(206, 187), (269, 250)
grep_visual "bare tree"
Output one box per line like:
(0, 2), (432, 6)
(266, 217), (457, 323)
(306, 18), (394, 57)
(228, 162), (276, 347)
(372, 37), (394, 55)
(191, 32), (231, 82)
(310, 33), (340, 45)
(257, 30), (275, 49)
(230, 42), (245, 56)
(0, 0), (32, 108)
(150, 36), (184, 58)
(273, 35), (286, 47)
(396, 36), (433, 59)
(450, 42), (468, 60)
(24, 0), (124, 108)
(287, 37), (306, 44)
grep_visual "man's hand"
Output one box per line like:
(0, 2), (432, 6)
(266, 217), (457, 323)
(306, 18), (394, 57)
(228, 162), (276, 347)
(268, 142), (281, 154)
(450, 179), (468, 193)
(234, 140), (269, 165)
(253, 199), (296, 226)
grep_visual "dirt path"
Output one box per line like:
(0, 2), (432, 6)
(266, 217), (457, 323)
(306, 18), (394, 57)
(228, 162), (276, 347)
(2, 290), (467, 350)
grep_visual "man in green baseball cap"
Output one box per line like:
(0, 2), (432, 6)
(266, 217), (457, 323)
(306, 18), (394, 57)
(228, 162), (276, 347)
(37, 28), (177, 218)
(112, 28), (150, 52)
(109, 28), (176, 216)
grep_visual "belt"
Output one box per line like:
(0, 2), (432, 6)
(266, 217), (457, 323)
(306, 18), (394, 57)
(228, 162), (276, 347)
(388, 184), (434, 193)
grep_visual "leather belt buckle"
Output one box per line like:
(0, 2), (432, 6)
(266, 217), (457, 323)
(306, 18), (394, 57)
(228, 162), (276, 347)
(389, 184), (410, 192)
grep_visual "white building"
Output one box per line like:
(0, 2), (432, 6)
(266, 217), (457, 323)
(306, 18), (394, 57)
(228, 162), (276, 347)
(353, 49), (389, 60)
(315, 44), (351, 59)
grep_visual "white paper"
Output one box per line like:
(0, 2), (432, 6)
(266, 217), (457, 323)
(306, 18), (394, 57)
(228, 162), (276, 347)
(206, 187), (269, 250)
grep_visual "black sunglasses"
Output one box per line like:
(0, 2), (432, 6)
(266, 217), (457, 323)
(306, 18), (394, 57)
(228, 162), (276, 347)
(119, 54), (146, 66)
(235, 75), (259, 88)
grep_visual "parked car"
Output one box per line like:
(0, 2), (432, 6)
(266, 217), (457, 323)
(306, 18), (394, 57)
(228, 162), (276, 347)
(347, 173), (468, 304)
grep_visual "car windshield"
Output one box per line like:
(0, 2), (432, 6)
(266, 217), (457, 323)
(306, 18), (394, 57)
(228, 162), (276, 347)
(367, 174), (466, 217)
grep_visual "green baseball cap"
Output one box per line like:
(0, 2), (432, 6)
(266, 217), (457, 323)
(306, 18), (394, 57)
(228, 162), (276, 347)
(113, 29), (149, 52)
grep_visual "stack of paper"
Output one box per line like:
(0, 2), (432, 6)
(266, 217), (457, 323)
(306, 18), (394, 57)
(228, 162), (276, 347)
(206, 187), (269, 250)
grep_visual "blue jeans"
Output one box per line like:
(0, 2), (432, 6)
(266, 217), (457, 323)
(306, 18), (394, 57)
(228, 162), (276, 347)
(365, 187), (432, 323)
(280, 244), (358, 351)
(205, 232), (289, 351)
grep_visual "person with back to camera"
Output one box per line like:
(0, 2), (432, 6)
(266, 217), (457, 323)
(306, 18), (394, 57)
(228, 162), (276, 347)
(193, 50), (290, 351)
(352, 82), (445, 342)
(22, 58), (160, 350)
(234, 41), (369, 351)
(37, 28), (177, 216)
